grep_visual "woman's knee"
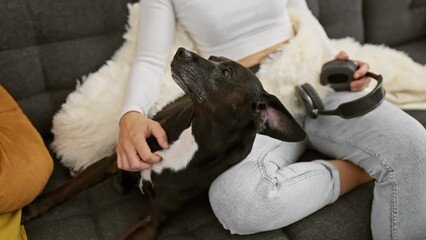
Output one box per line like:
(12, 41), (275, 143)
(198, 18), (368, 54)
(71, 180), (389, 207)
(208, 168), (263, 234)
(209, 166), (338, 235)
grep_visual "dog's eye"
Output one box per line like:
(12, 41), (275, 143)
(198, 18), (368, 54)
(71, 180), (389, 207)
(222, 69), (232, 78)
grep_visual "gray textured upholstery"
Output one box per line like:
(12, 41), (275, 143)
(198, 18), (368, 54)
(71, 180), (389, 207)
(364, 0), (426, 46)
(308, 0), (426, 64)
(0, 0), (135, 139)
(307, 0), (365, 42)
(1, 0), (425, 239)
(363, 0), (426, 64)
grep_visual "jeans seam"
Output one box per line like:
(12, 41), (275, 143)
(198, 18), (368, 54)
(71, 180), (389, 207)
(307, 129), (399, 240)
(276, 170), (325, 187)
(256, 143), (328, 189)
(256, 143), (281, 188)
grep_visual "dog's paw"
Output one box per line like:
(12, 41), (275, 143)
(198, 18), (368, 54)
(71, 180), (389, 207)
(21, 206), (35, 224)
(21, 201), (46, 224)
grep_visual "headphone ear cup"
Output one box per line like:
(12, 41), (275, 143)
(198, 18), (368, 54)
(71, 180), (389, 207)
(300, 83), (324, 111)
(295, 84), (319, 118)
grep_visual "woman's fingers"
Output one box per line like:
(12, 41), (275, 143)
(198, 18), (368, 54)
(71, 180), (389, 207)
(334, 51), (349, 61)
(151, 121), (169, 149)
(350, 76), (371, 92)
(334, 51), (372, 92)
(134, 138), (162, 165)
(116, 111), (170, 172)
(353, 60), (369, 79)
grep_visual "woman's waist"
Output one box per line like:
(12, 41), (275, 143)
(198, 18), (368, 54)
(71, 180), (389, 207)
(237, 39), (289, 69)
(197, 26), (293, 66)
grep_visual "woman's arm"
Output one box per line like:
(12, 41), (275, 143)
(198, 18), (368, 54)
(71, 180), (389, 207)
(118, 0), (175, 171)
(121, 0), (176, 117)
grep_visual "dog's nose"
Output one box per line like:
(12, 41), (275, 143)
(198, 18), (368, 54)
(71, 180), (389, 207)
(178, 47), (192, 59)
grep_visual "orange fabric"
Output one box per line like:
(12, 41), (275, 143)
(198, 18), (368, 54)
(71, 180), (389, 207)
(0, 85), (53, 213)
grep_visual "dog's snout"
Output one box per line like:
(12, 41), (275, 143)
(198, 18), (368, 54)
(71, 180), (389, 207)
(178, 47), (192, 59)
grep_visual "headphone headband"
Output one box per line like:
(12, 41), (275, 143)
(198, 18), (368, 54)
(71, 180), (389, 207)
(295, 63), (386, 119)
(316, 72), (385, 118)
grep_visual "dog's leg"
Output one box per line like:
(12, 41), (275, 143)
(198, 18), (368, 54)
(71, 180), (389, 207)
(112, 171), (140, 195)
(122, 199), (176, 240)
(22, 154), (119, 223)
(122, 206), (159, 240)
(123, 184), (201, 240)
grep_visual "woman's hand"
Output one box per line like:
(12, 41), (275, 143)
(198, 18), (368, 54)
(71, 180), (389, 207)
(117, 111), (169, 172)
(334, 51), (371, 92)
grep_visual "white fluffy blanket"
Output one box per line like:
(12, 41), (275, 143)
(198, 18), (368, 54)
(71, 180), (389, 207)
(51, 3), (426, 172)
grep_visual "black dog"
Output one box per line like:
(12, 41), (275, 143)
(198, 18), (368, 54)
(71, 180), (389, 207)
(23, 48), (306, 240)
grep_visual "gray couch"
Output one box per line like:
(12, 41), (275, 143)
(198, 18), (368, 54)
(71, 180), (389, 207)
(1, 0), (425, 239)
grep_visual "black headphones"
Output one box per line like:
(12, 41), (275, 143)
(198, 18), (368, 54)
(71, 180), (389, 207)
(295, 60), (386, 119)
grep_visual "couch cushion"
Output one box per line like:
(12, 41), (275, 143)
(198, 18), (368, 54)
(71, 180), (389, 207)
(364, 0), (426, 46)
(307, 0), (364, 43)
(24, 171), (292, 240)
(0, 0), (136, 139)
(406, 110), (426, 128)
(394, 39), (426, 64)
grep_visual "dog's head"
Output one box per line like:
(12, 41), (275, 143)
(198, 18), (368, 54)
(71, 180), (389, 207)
(171, 47), (305, 142)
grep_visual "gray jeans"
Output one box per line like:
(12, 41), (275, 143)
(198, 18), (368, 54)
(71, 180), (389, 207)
(208, 91), (426, 240)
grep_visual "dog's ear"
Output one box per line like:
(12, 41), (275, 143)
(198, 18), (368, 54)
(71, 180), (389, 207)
(252, 93), (306, 142)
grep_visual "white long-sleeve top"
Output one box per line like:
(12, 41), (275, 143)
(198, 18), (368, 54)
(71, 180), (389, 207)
(121, 0), (336, 117)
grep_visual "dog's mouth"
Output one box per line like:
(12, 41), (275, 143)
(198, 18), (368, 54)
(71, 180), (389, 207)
(171, 70), (204, 103)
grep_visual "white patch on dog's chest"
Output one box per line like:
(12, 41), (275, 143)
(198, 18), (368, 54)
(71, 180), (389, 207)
(139, 126), (198, 192)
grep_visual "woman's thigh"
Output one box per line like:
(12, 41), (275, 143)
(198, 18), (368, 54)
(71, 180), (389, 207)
(304, 91), (426, 182)
(304, 91), (426, 240)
